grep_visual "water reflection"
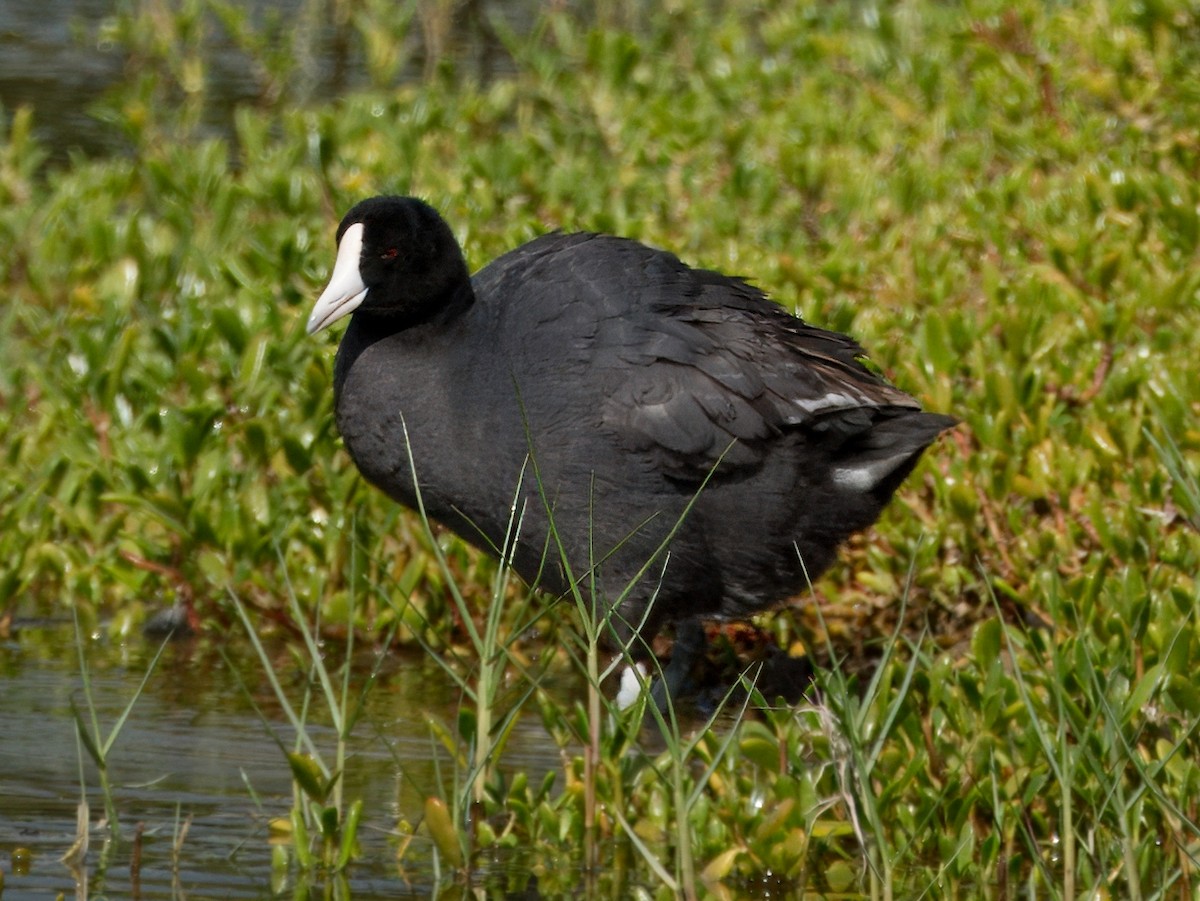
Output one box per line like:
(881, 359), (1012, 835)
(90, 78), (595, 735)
(3, 2), (125, 156)
(0, 624), (561, 899)
(0, 0), (523, 160)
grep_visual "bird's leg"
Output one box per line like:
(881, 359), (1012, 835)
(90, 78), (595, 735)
(648, 618), (706, 712)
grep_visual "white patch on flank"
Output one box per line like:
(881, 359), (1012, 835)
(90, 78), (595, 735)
(307, 222), (369, 334)
(792, 391), (863, 414)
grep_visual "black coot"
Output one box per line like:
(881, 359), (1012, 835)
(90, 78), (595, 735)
(308, 196), (955, 700)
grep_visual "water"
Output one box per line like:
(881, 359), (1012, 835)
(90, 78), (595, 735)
(0, 0), (523, 160)
(0, 623), (562, 899)
(0, 0), (121, 157)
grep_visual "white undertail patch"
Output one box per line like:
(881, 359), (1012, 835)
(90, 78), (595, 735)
(831, 457), (900, 492)
(616, 662), (649, 710)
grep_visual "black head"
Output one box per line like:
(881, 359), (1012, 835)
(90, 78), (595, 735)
(307, 196), (471, 335)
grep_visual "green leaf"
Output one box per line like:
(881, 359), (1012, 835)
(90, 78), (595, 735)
(336, 799), (363, 870)
(289, 806), (313, 868)
(1124, 663), (1165, 725)
(319, 804), (339, 840)
(423, 796), (463, 868)
(972, 618), (1002, 672)
(286, 752), (328, 804)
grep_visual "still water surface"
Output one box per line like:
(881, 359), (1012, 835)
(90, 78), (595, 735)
(0, 0), (521, 160)
(0, 624), (562, 899)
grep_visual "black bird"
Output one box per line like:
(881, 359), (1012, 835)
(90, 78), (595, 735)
(308, 196), (955, 703)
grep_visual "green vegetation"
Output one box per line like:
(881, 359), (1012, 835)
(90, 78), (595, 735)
(231, 571), (369, 875)
(2, 0), (1199, 896)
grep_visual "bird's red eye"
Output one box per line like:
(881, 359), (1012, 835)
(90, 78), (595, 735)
(381, 247), (399, 260)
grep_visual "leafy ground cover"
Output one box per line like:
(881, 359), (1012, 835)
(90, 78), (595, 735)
(2, 0), (1199, 896)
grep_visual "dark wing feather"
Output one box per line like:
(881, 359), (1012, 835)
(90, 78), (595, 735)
(581, 241), (921, 483)
(478, 232), (924, 484)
